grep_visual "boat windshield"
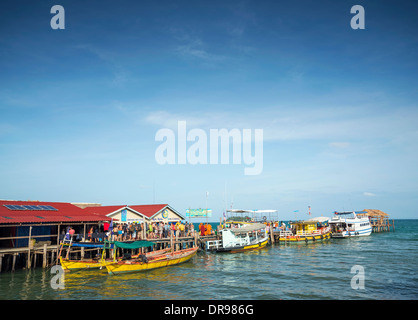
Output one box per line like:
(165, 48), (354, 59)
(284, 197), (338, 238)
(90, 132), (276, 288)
(333, 211), (366, 219)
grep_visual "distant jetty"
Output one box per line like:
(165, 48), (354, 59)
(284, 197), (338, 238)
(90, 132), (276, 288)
(363, 209), (395, 232)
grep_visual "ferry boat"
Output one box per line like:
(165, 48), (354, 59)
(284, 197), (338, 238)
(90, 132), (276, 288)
(329, 211), (372, 238)
(278, 217), (331, 243)
(206, 222), (269, 253)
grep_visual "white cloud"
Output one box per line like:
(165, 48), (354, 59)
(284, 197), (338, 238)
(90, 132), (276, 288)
(168, 27), (226, 64)
(363, 192), (376, 197)
(329, 142), (351, 148)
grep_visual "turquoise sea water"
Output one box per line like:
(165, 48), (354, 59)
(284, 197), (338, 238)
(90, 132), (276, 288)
(0, 219), (417, 300)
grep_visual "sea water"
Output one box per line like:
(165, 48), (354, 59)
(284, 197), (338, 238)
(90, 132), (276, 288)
(0, 219), (417, 300)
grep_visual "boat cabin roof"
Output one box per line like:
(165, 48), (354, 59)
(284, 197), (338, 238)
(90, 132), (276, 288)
(227, 223), (266, 233)
(334, 211), (367, 215)
(290, 221), (316, 226)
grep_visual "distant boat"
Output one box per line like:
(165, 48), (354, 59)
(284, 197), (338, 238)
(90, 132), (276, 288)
(206, 222), (269, 253)
(278, 217), (332, 243)
(329, 211), (372, 237)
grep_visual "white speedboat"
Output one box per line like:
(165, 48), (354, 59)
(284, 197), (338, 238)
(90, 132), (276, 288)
(329, 211), (372, 238)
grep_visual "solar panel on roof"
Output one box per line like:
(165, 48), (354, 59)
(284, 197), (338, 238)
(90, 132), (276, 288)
(22, 205), (39, 210)
(3, 204), (58, 211)
(45, 205), (58, 211)
(11, 205), (27, 210)
(35, 205), (56, 211)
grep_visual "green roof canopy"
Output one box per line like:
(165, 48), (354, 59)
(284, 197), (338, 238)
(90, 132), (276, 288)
(113, 240), (155, 249)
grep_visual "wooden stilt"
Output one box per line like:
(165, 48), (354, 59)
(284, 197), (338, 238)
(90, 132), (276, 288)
(43, 244), (47, 268)
(27, 226), (32, 269)
(12, 254), (17, 272)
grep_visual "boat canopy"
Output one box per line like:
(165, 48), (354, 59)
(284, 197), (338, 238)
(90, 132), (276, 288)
(290, 220), (317, 225)
(229, 223), (266, 233)
(306, 216), (330, 223)
(64, 242), (107, 248)
(112, 240), (156, 249)
(227, 209), (277, 214)
(334, 211), (367, 215)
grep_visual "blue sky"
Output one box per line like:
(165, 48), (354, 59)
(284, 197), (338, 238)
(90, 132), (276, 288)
(0, 0), (417, 220)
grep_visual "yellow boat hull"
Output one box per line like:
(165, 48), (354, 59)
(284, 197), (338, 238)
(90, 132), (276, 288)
(105, 247), (198, 275)
(59, 248), (171, 271)
(59, 257), (107, 271)
(278, 231), (332, 243)
(229, 239), (269, 253)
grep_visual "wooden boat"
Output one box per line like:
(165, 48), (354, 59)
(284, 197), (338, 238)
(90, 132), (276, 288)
(105, 246), (198, 275)
(278, 217), (332, 243)
(59, 240), (169, 271)
(206, 222), (269, 253)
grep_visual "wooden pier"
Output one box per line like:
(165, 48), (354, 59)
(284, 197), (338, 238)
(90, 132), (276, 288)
(364, 209), (395, 233)
(0, 231), (217, 272)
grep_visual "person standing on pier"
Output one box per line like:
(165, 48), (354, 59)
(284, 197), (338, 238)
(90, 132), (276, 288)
(163, 222), (169, 238)
(158, 222), (163, 239)
(199, 223), (206, 236)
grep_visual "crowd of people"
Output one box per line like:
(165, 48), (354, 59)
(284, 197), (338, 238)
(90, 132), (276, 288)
(107, 221), (216, 242)
(62, 221), (218, 243)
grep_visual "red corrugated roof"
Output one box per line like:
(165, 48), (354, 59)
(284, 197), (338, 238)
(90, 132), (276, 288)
(82, 205), (126, 215)
(0, 200), (111, 224)
(129, 204), (167, 218)
(83, 204), (168, 218)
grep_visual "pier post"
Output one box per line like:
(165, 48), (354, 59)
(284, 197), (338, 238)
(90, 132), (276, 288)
(12, 254), (17, 272)
(194, 232), (198, 248)
(27, 226), (32, 269)
(43, 244), (47, 268)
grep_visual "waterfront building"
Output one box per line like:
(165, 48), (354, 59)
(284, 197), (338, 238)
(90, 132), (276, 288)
(82, 204), (185, 224)
(0, 199), (110, 271)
